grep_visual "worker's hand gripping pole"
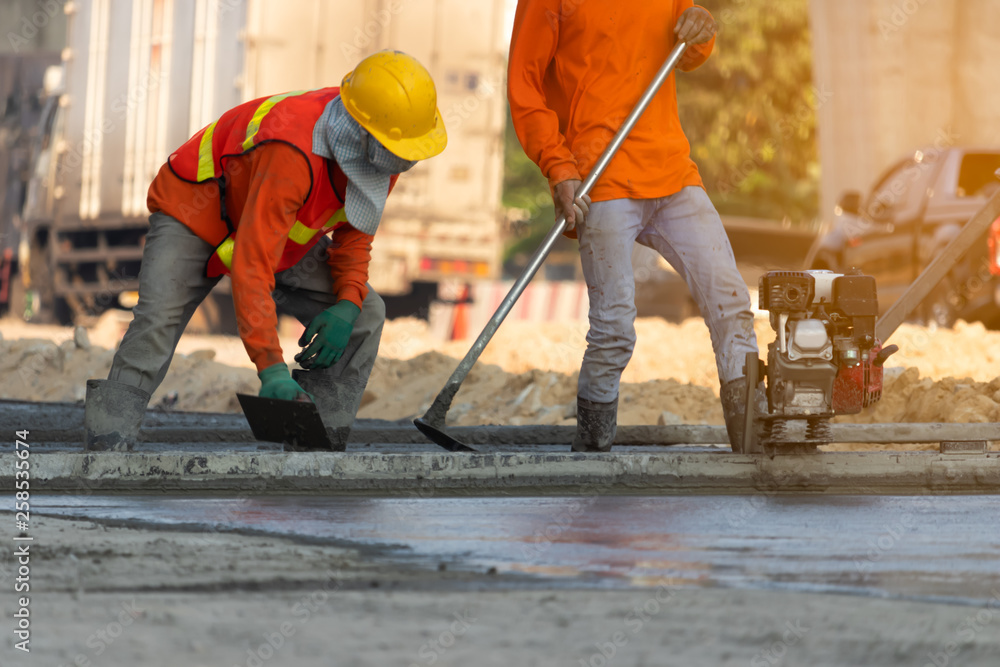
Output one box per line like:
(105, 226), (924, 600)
(414, 42), (690, 451)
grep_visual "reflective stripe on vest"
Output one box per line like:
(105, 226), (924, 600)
(215, 235), (235, 270)
(194, 91), (310, 183)
(241, 90), (309, 151)
(212, 209), (350, 271)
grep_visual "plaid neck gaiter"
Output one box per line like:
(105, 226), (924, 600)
(312, 96), (416, 235)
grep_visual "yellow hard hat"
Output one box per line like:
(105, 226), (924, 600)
(340, 50), (447, 161)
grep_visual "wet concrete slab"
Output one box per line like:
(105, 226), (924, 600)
(31, 494), (1000, 605)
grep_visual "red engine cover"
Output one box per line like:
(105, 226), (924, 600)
(831, 343), (884, 415)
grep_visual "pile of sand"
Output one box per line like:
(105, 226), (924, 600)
(362, 352), (722, 426)
(0, 333), (259, 413)
(2, 311), (999, 427)
(843, 367), (1000, 425)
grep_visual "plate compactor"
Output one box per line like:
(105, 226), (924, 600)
(742, 269), (898, 452)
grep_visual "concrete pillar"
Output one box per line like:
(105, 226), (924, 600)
(953, 0), (1000, 146)
(809, 0), (879, 220)
(809, 0), (1000, 221)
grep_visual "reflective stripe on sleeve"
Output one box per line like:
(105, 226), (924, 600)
(286, 209), (349, 246)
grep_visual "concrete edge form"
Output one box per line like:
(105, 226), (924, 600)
(6, 401), (998, 446)
(17, 423), (1000, 446)
(2, 451), (999, 494)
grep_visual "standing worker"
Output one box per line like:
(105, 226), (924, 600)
(507, 2), (759, 452)
(84, 50), (447, 452)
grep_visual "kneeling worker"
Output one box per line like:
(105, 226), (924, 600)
(84, 50), (447, 451)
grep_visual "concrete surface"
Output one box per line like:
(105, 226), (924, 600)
(31, 494), (1000, 603)
(7, 511), (1000, 667)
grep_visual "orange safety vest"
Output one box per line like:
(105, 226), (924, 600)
(167, 87), (395, 277)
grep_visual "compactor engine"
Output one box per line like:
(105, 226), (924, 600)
(756, 270), (897, 443)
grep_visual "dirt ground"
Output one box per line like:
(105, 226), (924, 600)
(2, 514), (998, 667)
(2, 311), (999, 431)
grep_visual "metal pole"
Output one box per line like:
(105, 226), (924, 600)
(419, 41), (689, 428)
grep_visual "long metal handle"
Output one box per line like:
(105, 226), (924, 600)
(421, 41), (690, 426)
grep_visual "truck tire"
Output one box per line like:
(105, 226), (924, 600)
(4, 271), (67, 323)
(809, 251), (840, 272)
(6, 269), (27, 320)
(921, 275), (961, 330)
(18, 230), (72, 324)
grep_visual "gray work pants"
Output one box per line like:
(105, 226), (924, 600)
(109, 212), (384, 429)
(576, 186), (757, 403)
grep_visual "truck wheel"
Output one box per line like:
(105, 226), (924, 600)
(9, 282), (66, 324)
(810, 251), (839, 272)
(922, 276), (961, 330)
(7, 271), (28, 320)
(15, 229), (71, 324)
(10, 277), (70, 324)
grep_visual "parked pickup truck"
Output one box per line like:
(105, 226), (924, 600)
(805, 147), (1000, 328)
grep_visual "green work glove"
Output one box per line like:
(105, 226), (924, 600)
(258, 362), (312, 401)
(295, 300), (361, 370)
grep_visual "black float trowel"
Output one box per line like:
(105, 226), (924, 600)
(237, 394), (333, 451)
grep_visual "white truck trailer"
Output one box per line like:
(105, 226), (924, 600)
(12, 0), (506, 326)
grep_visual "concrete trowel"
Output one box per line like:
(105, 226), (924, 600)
(237, 394), (333, 451)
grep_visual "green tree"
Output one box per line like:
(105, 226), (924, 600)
(682, 0), (818, 223)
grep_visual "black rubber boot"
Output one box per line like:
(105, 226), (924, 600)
(720, 376), (766, 454)
(83, 379), (150, 452)
(572, 396), (618, 453)
(292, 369), (357, 451)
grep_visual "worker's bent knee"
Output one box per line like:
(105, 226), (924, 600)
(362, 290), (386, 322)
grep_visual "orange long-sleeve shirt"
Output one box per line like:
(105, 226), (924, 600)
(147, 143), (373, 372)
(507, 0), (715, 203)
